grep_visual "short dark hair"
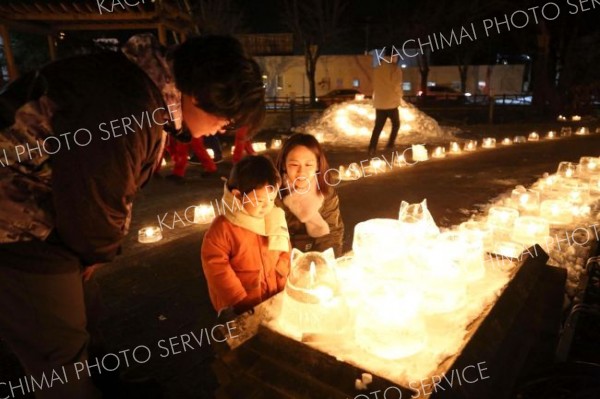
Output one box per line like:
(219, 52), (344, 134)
(227, 155), (281, 195)
(275, 133), (331, 196)
(173, 35), (265, 132)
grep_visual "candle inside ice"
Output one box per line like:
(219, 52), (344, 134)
(482, 138), (496, 148)
(432, 146), (446, 158)
(194, 204), (215, 224)
(138, 226), (163, 243)
(464, 140), (477, 151)
(271, 138), (283, 149)
(411, 144), (428, 161)
(449, 142), (461, 154)
(252, 142), (267, 152)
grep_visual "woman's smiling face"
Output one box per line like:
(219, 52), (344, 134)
(285, 145), (318, 191)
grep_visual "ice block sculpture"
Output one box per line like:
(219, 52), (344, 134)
(277, 248), (349, 337)
(355, 285), (427, 359)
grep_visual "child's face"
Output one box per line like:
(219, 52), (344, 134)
(285, 145), (318, 191)
(241, 185), (279, 217)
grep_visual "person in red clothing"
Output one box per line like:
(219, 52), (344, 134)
(169, 135), (217, 179)
(232, 125), (256, 163)
(201, 156), (290, 316)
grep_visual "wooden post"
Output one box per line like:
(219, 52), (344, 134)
(47, 34), (57, 61)
(0, 24), (18, 80)
(157, 24), (167, 46)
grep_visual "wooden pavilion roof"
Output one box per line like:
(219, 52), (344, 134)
(0, 0), (196, 80)
(0, 0), (194, 35)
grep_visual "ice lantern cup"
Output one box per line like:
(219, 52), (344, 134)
(411, 144), (428, 161)
(432, 146), (446, 158)
(511, 216), (550, 247)
(578, 156), (599, 178)
(449, 142), (462, 154)
(138, 226), (162, 243)
(557, 162), (577, 179)
(486, 206), (519, 242)
(511, 187), (540, 214)
(482, 138), (496, 148)
(278, 248), (349, 337)
(339, 162), (362, 181)
(540, 199), (573, 226)
(464, 140), (477, 151)
(193, 204), (215, 224)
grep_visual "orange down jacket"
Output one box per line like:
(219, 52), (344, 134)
(201, 216), (291, 313)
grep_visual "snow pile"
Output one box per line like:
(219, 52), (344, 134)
(302, 99), (453, 146)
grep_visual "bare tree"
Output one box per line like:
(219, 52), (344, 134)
(188, 0), (244, 35)
(281, 0), (348, 105)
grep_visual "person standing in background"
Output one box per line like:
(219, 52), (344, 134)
(232, 125), (256, 163)
(368, 47), (403, 156)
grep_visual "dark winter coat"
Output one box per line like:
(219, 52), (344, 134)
(0, 51), (166, 272)
(276, 189), (345, 257)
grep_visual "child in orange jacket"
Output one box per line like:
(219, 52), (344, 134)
(201, 155), (291, 316)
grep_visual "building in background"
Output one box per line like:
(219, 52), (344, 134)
(255, 54), (526, 99)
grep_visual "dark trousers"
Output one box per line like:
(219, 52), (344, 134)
(369, 108), (400, 152)
(0, 267), (101, 398)
(203, 135), (222, 161)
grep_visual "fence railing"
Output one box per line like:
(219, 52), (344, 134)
(264, 94), (538, 111)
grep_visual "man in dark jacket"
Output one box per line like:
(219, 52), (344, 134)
(0, 35), (264, 398)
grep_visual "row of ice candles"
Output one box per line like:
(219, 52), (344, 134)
(337, 127), (598, 180)
(203, 138), (293, 160)
(434, 127), (597, 158)
(138, 204), (218, 243)
(468, 158), (600, 258)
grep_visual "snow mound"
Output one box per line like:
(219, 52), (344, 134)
(302, 99), (452, 146)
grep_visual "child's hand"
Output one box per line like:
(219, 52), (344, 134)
(217, 307), (237, 323)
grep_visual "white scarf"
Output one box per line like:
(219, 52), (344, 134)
(221, 184), (290, 252)
(282, 178), (330, 238)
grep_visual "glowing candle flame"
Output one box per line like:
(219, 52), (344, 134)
(464, 140), (477, 151)
(271, 139), (283, 149)
(449, 142), (461, 154)
(482, 138), (496, 148)
(519, 194), (529, 205)
(138, 226), (163, 243)
(432, 147), (445, 158)
(370, 158), (385, 173)
(252, 142), (267, 152)
(194, 204), (215, 224)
